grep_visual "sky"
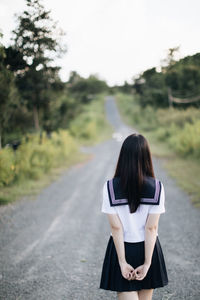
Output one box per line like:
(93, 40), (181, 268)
(0, 0), (200, 86)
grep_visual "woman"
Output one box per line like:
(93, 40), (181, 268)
(99, 133), (168, 300)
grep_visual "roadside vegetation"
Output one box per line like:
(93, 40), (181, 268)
(0, 93), (112, 205)
(69, 94), (112, 145)
(116, 93), (200, 207)
(113, 47), (200, 207)
(0, 130), (81, 205)
(0, 0), (112, 205)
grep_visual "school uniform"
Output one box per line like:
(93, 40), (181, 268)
(99, 176), (168, 292)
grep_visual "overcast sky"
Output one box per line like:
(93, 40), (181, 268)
(0, 0), (200, 85)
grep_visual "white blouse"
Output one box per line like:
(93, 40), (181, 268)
(101, 181), (165, 242)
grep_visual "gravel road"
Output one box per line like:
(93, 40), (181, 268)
(0, 96), (200, 300)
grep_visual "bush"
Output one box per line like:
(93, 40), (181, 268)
(155, 123), (177, 142)
(157, 107), (200, 128)
(116, 92), (200, 160)
(68, 96), (109, 142)
(69, 114), (98, 140)
(155, 127), (170, 142)
(0, 147), (15, 186)
(50, 130), (78, 164)
(170, 120), (200, 158)
(0, 129), (78, 186)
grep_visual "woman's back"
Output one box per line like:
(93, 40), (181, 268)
(102, 178), (165, 242)
(99, 133), (168, 298)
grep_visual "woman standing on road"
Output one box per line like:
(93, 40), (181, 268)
(99, 133), (168, 300)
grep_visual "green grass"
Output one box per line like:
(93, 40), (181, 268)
(115, 92), (200, 207)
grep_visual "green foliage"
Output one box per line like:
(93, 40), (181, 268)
(42, 92), (81, 132)
(0, 130), (78, 186)
(12, 0), (66, 130)
(165, 53), (200, 96)
(154, 124), (176, 142)
(69, 114), (97, 140)
(0, 37), (21, 147)
(134, 50), (200, 108)
(134, 68), (168, 107)
(1, 2), (109, 147)
(49, 130), (78, 163)
(0, 93), (112, 204)
(69, 95), (111, 144)
(116, 93), (200, 160)
(0, 0), (68, 147)
(67, 72), (108, 104)
(112, 81), (134, 94)
(0, 92), (111, 189)
(169, 121), (200, 158)
(0, 148), (15, 186)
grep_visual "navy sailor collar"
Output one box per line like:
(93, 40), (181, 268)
(107, 176), (161, 207)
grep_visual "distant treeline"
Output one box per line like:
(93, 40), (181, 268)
(115, 47), (200, 108)
(0, 0), (108, 148)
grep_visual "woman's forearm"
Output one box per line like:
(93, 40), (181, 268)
(144, 227), (157, 266)
(111, 227), (126, 265)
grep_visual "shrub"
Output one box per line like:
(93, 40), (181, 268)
(0, 130), (78, 186)
(170, 120), (200, 158)
(155, 123), (178, 142)
(69, 96), (108, 142)
(157, 107), (200, 128)
(0, 148), (15, 186)
(116, 92), (200, 160)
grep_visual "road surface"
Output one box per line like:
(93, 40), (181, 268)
(0, 96), (200, 300)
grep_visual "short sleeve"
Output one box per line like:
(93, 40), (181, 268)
(101, 182), (117, 214)
(148, 182), (165, 214)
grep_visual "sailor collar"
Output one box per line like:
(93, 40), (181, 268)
(107, 176), (161, 207)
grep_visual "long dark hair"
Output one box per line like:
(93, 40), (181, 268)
(114, 133), (155, 213)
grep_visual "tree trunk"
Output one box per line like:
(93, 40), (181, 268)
(33, 105), (40, 131)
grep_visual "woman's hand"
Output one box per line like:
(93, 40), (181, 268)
(135, 263), (150, 280)
(119, 261), (136, 280)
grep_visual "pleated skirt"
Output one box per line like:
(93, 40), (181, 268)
(100, 236), (168, 292)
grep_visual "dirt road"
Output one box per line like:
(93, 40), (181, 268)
(0, 96), (199, 299)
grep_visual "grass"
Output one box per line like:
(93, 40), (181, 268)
(115, 92), (200, 207)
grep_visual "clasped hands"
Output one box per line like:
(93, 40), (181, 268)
(120, 261), (150, 281)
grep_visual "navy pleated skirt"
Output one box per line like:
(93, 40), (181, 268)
(100, 236), (168, 292)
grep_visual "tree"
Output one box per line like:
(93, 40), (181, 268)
(0, 34), (20, 148)
(161, 46), (180, 71)
(68, 71), (81, 85)
(67, 73), (108, 103)
(133, 50), (200, 108)
(12, 0), (66, 131)
(133, 67), (168, 107)
(165, 53), (200, 97)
